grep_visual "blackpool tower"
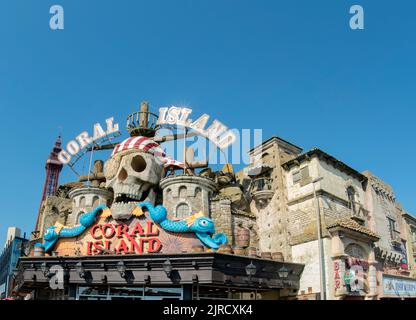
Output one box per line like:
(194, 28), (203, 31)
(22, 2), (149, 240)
(34, 136), (64, 233)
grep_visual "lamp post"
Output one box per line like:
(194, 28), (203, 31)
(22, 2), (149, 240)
(312, 176), (326, 300)
(117, 260), (127, 278)
(278, 266), (290, 279)
(245, 261), (257, 282)
(163, 259), (173, 278)
(75, 262), (86, 279)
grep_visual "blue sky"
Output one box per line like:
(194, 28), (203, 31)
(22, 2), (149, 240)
(0, 0), (415, 243)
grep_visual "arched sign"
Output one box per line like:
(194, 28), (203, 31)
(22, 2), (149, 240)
(157, 106), (237, 150)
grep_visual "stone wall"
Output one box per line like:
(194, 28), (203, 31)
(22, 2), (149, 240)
(285, 155), (367, 246)
(231, 212), (258, 248)
(244, 137), (302, 260)
(210, 198), (233, 243)
(364, 171), (404, 253)
(403, 215), (416, 277)
(37, 196), (72, 239)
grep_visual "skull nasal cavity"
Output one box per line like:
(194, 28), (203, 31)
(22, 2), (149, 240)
(118, 168), (128, 181)
(131, 155), (146, 172)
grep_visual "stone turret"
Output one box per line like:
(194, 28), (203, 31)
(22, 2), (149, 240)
(69, 159), (112, 225)
(160, 174), (217, 219)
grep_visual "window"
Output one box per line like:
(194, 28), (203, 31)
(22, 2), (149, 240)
(76, 211), (84, 224)
(347, 186), (355, 202)
(346, 186), (356, 213)
(79, 196), (86, 208)
(411, 229), (416, 243)
(292, 171), (301, 184)
(179, 186), (187, 198)
(388, 217), (397, 239)
(92, 196), (100, 208)
(176, 203), (190, 219)
(300, 166), (309, 180)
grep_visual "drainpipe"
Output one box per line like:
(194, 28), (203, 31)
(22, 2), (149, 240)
(312, 177), (326, 300)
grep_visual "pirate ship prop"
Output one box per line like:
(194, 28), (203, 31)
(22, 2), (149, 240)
(15, 102), (303, 300)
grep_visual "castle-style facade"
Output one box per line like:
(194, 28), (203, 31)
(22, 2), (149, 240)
(27, 105), (416, 300)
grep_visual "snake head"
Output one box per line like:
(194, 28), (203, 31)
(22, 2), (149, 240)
(79, 204), (107, 226)
(189, 217), (215, 234)
(43, 226), (59, 241)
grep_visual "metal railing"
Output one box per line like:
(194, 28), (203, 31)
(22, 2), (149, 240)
(126, 111), (160, 134)
(391, 230), (402, 245)
(347, 201), (368, 222)
(251, 177), (273, 193)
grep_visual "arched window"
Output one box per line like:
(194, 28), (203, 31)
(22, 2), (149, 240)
(195, 187), (202, 197)
(179, 186), (187, 198)
(79, 196), (86, 208)
(92, 196), (100, 208)
(76, 211), (84, 224)
(345, 243), (366, 259)
(176, 203), (190, 219)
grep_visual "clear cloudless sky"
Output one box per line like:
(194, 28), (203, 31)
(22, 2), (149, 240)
(0, 0), (415, 243)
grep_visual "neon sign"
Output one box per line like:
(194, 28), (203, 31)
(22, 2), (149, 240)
(157, 106), (236, 149)
(57, 117), (120, 164)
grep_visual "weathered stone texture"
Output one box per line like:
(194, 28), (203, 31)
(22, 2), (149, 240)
(37, 196), (72, 238)
(160, 174), (217, 219)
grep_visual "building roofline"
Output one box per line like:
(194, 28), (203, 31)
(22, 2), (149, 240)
(249, 135), (303, 154)
(282, 148), (367, 182)
(402, 212), (416, 223)
(327, 218), (380, 241)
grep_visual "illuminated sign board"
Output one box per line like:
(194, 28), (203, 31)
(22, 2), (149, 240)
(53, 213), (203, 257)
(87, 220), (161, 255)
(383, 275), (416, 298)
(58, 117), (120, 164)
(157, 106), (236, 149)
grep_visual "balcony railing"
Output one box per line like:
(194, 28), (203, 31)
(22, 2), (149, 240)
(251, 177), (273, 193)
(391, 230), (402, 246)
(250, 177), (274, 206)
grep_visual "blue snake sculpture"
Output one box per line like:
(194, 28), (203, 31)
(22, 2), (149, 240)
(36, 205), (106, 253)
(138, 202), (228, 250)
(37, 202), (227, 253)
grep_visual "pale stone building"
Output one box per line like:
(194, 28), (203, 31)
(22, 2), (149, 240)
(238, 135), (416, 300)
(281, 148), (379, 300)
(363, 171), (414, 298)
(402, 213), (416, 278)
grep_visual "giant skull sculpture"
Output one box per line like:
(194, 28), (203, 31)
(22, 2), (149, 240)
(104, 149), (165, 220)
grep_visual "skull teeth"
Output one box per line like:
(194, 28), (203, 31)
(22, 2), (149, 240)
(113, 192), (142, 204)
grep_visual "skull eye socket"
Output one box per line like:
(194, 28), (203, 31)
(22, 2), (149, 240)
(118, 168), (128, 181)
(131, 155), (147, 173)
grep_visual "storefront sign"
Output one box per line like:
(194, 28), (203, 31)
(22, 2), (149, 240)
(345, 257), (369, 270)
(87, 221), (161, 255)
(157, 106), (236, 149)
(334, 261), (341, 289)
(52, 213), (203, 257)
(383, 275), (416, 298)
